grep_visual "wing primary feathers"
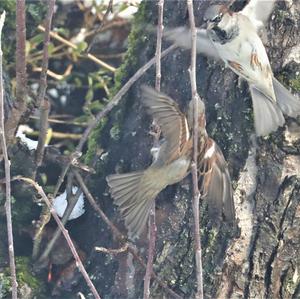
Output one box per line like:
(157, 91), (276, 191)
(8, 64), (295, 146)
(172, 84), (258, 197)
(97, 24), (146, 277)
(199, 140), (235, 225)
(141, 85), (190, 163)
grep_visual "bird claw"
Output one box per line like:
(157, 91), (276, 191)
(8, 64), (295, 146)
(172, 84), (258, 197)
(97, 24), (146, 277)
(149, 123), (161, 144)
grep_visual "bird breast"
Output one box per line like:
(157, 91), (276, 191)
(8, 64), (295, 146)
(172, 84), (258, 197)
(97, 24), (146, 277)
(153, 155), (191, 186)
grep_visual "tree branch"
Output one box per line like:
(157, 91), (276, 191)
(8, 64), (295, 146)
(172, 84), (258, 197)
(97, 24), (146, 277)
(37, 186), (83, 265)
(36, 0), (55, 107)
(33, 98), (50, 178)
(37, 25), (116, 73)
(73, 169), (183, 299)
(17, 177), (102, 299)
(144, 0), (164, 298)
(76, 44), (176, 153)
(186, 0), (204, 298)
(16, 0), (27, 105)
(0, 11), (18, 299)
(33, 0), (55, 179)
(54, 44), (177, 195)
(4, 0), (28, 144)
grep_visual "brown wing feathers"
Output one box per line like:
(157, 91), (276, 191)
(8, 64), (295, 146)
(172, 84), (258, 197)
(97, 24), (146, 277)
(141, 85), (189, 162)
(107, 86), (235, 238)
(198, 139), (235, 223)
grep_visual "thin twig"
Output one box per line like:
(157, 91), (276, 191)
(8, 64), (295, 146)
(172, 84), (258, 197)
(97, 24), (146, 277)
(186, 1), (204, 298)
(17, 177), (102, 299)
(36, 0), (56, 107)
(86, 0), (114, 53)
(52, 151), (82, 200)
(95, 244), (129, 255)
(29, 115), (88, 126)
(33, 0), (55, 177)
(77, 44), (176, 153)
(155, 0), (164, 92)
(37, 25), (116, 73)
(16, 0), (27, 106)
(73, 169), (124, 240)
(0, 11), (18, 299)
(32, 206), (51, 260)
(73, 170), (182, 299)
(37, 186), (83, 264)
(144, 1), (164, 298)
(34, 98), (50, 178)
(27, 130), (81, 140)
(33, 64), (73, 81)
(49, 44), (177, 240)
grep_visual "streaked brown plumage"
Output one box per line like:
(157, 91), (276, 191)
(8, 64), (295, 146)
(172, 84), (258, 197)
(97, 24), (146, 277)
(106, 86), (235, 238)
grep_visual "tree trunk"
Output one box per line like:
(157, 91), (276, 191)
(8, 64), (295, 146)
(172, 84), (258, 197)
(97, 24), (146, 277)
(84, 1), (300, 298)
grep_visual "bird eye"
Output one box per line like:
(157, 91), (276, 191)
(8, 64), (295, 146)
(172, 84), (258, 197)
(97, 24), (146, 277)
(212, 14), (222, 23)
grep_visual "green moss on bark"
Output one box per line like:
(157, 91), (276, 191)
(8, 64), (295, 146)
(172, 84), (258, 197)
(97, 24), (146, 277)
(1, 257), (45, 299)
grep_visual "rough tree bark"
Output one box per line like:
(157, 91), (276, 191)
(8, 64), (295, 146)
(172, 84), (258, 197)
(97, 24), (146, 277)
(83, 1), (300, 298)
(0, 1), (298, 298)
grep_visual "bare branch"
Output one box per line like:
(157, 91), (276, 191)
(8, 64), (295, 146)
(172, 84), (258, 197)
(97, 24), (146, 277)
(4, 0), (29, 145)
(155, 0), (164, 92)
(76, 44), (176, 153)
(0, 11), (18, 299)
(73, 169), (183, 299)
(73, 169), (125, 241)
(34, 98), (50, 177)
(37, 0), (56, 107)
(16, 0), (27, 105)
(186, 0), (204, 298)
(37, 187), (83, 265)
(144, 1), (164, 298)
(17, 177), (102, 299)
(52, 151), (81, 198)
(86, 0), (114, 53)
(95, 244), (129, 255)
(33, 0), (55, 178)
(54, 44), (177, 194)
(37, 25), (116, 73)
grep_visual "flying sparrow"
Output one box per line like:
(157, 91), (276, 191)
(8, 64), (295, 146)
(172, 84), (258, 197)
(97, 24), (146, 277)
(106, 86), (235, 238)
(165, 1), (300, 136)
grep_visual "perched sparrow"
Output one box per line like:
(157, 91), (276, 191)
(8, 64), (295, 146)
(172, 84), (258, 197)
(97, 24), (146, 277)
(106, 86), (235, 238)
(165, 1), (300, 136)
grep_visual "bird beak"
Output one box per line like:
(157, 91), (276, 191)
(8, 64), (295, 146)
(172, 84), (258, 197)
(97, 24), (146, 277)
(207, 22), (214, 30)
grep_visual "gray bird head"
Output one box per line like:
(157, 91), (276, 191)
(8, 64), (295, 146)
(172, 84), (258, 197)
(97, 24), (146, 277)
(204, 5), (224, 25)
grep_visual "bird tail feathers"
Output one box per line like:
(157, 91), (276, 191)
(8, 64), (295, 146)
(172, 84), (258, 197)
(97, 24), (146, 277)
(250, 85), (285, 136)
(106, 171), (160, 239)
(272, 77), (300, 117)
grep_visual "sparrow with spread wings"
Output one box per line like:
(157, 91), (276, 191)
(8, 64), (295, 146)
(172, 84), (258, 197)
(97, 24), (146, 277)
(106, 86), (235, 238)
(166, 0), (300, 136)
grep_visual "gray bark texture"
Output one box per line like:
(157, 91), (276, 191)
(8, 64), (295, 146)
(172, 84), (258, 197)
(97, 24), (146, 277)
(85, 1), (300, 298)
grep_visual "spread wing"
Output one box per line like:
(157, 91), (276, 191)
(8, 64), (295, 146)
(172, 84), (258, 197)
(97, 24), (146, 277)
(240, 0), (275, 32)
(164, 27), (220, 60)
(141, 85), (190, 164)
(198, 139), (235, 223)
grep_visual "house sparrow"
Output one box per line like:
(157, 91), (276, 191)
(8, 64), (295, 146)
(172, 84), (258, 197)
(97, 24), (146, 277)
(165, 1), (300, 136)
(106, 86), (235, 238)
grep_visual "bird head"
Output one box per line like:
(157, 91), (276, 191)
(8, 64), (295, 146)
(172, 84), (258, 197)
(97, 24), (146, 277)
(204, 5), (226, 27)
(204, 4), (237, 43)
